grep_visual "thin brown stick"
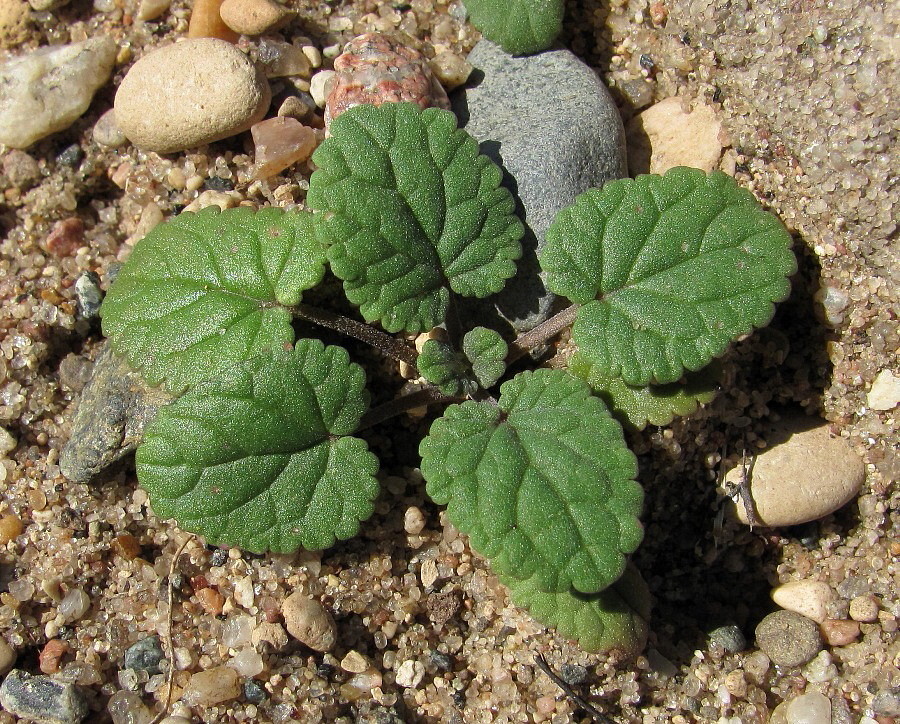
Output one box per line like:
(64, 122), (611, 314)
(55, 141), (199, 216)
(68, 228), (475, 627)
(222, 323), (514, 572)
(294, 303), (419, 370)
(150, 534), (195, 724)
(506, 304), (580, 365)
(534, 654), (617, 724)
(357, 386), (456, 431)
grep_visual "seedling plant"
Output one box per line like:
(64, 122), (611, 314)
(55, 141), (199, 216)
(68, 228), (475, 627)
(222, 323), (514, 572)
(100, 102), (795, 654)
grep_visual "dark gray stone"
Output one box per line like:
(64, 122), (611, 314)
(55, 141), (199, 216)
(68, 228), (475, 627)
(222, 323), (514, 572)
(59, 342), (173, 483)
(123, 635), (165, 675)
(754, 610), (822, 668)
(0, 669), (89, 724)
(452, 40), (627, 333)
(708, 624), (747, 653)
(559, 663), (588, 686)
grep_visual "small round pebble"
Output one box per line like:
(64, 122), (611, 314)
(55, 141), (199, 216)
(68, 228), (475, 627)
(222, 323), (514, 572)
(848, 594), (879, 622)
(755, 610), (823, 668)
(0, 513), (23, 544)
(820, 618), (862, 646)
(429, 651), (453, 671)
(114, 38), (271, 154)
(395, 659), (425, 688)
(403, 506), (426, 535)
(771, 580), (833, 623)
(282, 592), (336, 652)
(123, 635), (165, 675)
(785, 691), (831, 724)
(309, 70), (335, 108)
(220, 0), (291, 36)
(243, 678), (266, 703)
(0, 639), (16, 677)
(340, 650), (369, 674)
(726, 416), (865, 527)
(181, 666), (241, 706)
(708, 624), (747, 653)
(559, 663), (589, 685)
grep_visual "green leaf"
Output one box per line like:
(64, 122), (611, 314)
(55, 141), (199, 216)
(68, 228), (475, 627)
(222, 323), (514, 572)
(570, 355), (721, 430)
(136, 340), (380, 553)
(100, 206), (326, 395)
(541, 168), (797, 385)
(462, 327), (507, 388)
(418, 338), (476, 397)
(501, 562), (651, 654)
(307, 102), (523, 334)
(420, 369), (643, 594)
(463, 0), (564, 56)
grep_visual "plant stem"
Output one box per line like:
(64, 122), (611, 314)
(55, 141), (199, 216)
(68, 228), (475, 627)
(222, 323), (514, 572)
(357, 386), (456, 431)
(294, 303), (419, 370)
(506, 303), (580, 365)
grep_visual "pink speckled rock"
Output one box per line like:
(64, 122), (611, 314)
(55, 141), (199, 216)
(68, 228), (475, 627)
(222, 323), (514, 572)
(324, 33), (451, 130)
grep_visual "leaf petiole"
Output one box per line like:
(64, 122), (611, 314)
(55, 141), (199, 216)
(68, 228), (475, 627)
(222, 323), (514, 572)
(293, 303), (419, 371)
(505, 303), (581, 365)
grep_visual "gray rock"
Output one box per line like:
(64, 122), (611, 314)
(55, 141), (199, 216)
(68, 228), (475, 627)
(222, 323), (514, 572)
(872, 690), (900, 716)
(0, 669), (89, 724)
(708, 624), (747, 653)
(123, 635), (165, 675)
(0, 37), (117, 148)
(74, 271), (103, 319)
(754, 610), (823, 668)
(59, 342), (173, 483)
(451, 40), (627, 333)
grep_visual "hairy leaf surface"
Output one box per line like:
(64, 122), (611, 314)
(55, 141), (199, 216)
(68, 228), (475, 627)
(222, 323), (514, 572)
(421, 369), (643, 593)
(541, 167), (796, 385)
(418, 338), (475, 397)
(501, 563), (651, 654)
(308, 103), (523, 333)
(570, 354), (721, 430)
(101, 206), (325, 394)
(463, 0), (564, 55)
(462, 327), (507, 389)
(136, 340), (379, 553)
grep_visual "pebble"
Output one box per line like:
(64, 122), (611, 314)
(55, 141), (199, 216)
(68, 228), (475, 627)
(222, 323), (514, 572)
(181, 666), (242, 706)
(114, 38), (271, 154)
(251, 622), (289, 650)
(325, 33), (451, 129)
(785, 691), (832, 724)
(187, 0), (238, 42)
(0, 426), (16, 454)
(0, 669), (89, 724)
(868, 369), (900, 410)
(726, 415), (865, 527)
(122, 635), (164, 676)
(135, 0), (170, 21)
(276, 94), (315, 121)
(559, 663), (589, 685)
(39, 638), (70, 674)
(309, 70), (335, 108)
(255, 38), (311, 78)
(771, 580), (833, 623)
(58, 587), (90, 622)
(873, 691), (900, 717)
(708, 624), (747, 653)
(282, 592), (337, 652)
(428, 50), (472, 90)
(251, 116), (318, 178)
(452, 40), (627, 332)
(340, 650), (370, 674)
(0, 0), (31, 50)
(243, 678), (266, 703)
(92, 108), (128, 148)
(403, 506), (426, 535)
(0, 37), (118, 148)
(0, 513), (22, 544)
(848, 594), (879, 622)
(196, 586), (225, 616)
(227, 647), (264, 677)
(820, 618), (861, 646)
(0, 638), (16, 676)
(220, 0), (291, 36)
(73, 271), (103, 319)
(2, 149), (41, 188)
(755, 610), (823, 668)
(395, 659), (425, 688)
(108, 690), (153, 724)
(625, 96), (725, 175)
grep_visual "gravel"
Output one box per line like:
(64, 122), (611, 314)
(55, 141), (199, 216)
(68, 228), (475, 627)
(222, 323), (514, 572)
(0, 0), (896, 721)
